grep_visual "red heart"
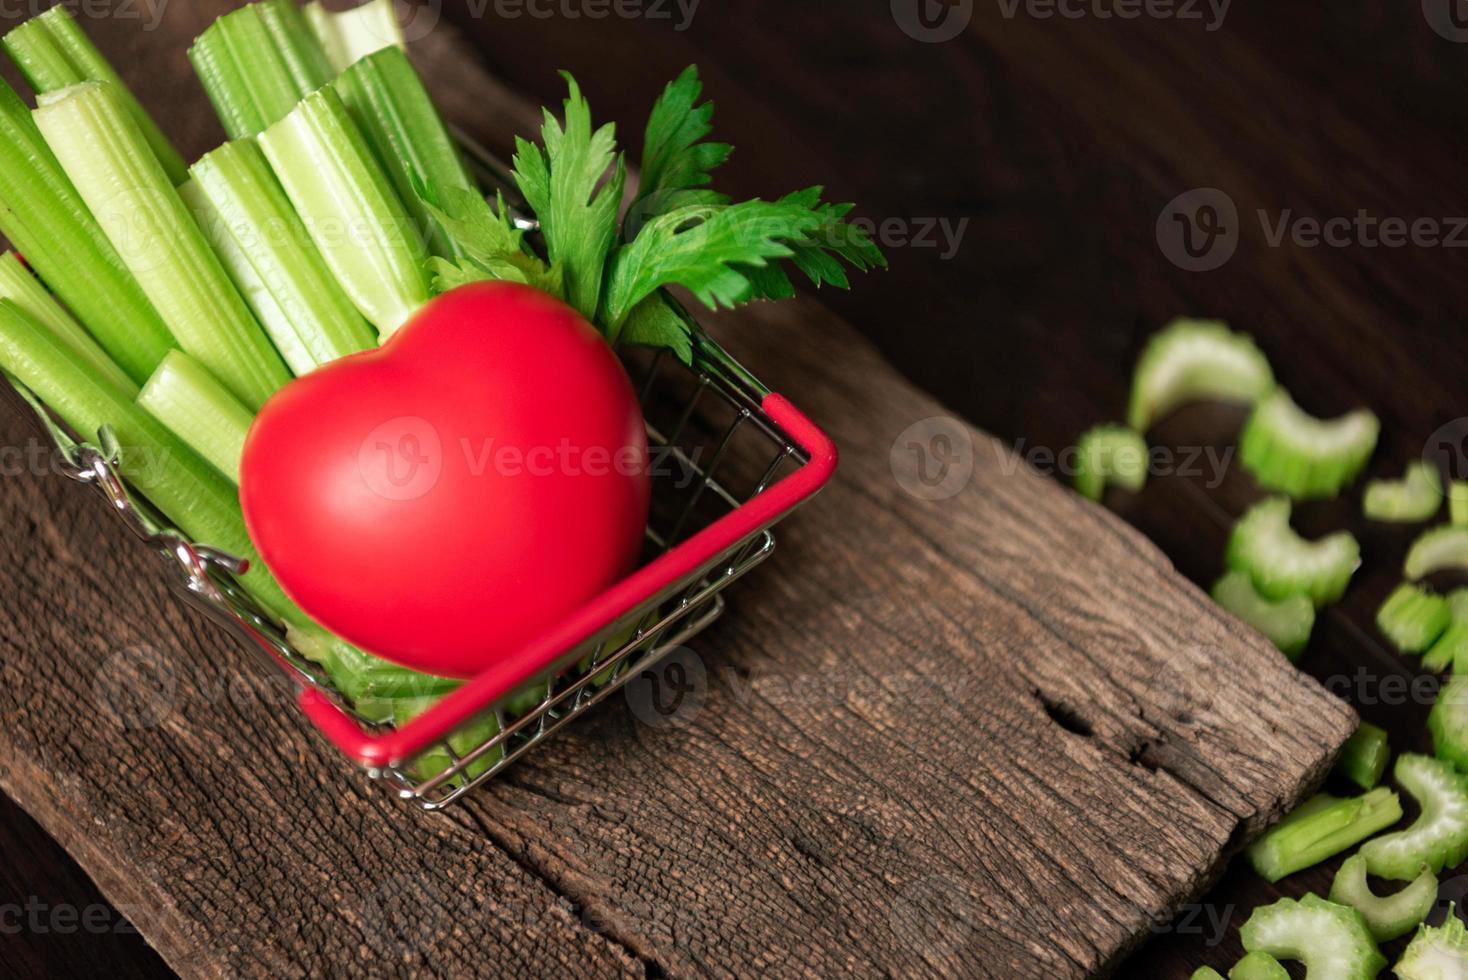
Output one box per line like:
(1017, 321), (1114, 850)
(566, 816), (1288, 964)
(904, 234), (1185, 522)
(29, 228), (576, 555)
(240, 282), (650, 678)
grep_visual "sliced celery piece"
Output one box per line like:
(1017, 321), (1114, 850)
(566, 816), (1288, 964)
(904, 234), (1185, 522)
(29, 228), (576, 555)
(188, 0), (333, 140)
(1190, 969), (1225, 980)
(1228, 952), (1288, 980)
(1424, 591), (1468, 675)
(138, 351), (254, 483)
(1211, 570), (1315, 659)
(305, 0), (405, 73)
(1361, 753), (1468, 880)
(334, 46), (479, 260)
(1329, 853), (1437, 942)
(259, 87), (429, 336)
(1452, 482), (1468, 527)
(1378, 584), (1451, 654)
(0, 77), (171, 384)
(2, 6), (187, 185)
(1407, 525), (1468, 581)
(33, 81), (290, 410)
(1239, 894), (1385, 980)
(187, 140), (376, 373)
(1364, 461), (1443, 523)
(1127, 318), (1274, 431)
(1245, 787), (1403, 882)
(1430, 673), (1468, 774)
(285, 624), (459, 702)
(1240, 388), (1380, 500)
(1397, 908), (1468, 980)
(1337, 721), (1391, 791)
(0, 252), (135, 395)
(1073, 424), (1147, 501)
(1226, 497), (1360, 607)
(388, 695), (502, 785)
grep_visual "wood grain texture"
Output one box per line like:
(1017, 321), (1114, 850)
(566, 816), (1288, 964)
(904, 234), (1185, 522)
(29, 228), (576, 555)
(0, 3), (1356, 977)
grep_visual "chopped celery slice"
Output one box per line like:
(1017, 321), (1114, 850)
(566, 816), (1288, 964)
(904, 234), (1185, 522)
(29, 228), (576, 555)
(1430, 673), (1468, 774)
(33, 81), (290, 410)
(2, 6), (188, 185)
(334, 46), (479, 260)
(305, 0), (405, 73)
(1190, 970), (1225, 980)
(1452, 482), (1468, 527)
(1397, 908), (1468, 980)
(1337, 721), (1391, 791)
(1424, 591), (1468, 674)
(388, 695), (502, 785)
(138, 351), (254, 483)
(1228, 952), (1288, 980)
(1239, 894), (1385, 980)
(1407, 525), (1468, 581)
(284, 624), (458, 702)
(258, 87), (429, 336)
(1240, 388), (1380, 500)
(1378, 584), (1451, 654)
(0, 77), (171, 385)
(0, 252), (135, 395)
(1072, 424), (1147, 500)
(187, 140), (376, 373)
(1126, 318), (1275, 431)
(1361, 753), (1468, 880)
(188, 0), (333, 140)
(1364, 462), (1443, 523)
(1245, 787), (1403, 882)
(1212, 570), (1315, 659)
(1226, 497), (1360, 607)
(1329, 853), (1438, 942)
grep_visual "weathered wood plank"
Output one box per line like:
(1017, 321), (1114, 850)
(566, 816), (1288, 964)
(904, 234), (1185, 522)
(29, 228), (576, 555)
(0, 4), (1354, 977)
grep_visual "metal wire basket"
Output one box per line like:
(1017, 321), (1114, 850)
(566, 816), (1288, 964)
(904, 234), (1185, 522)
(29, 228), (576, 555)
(2, 138), (838, 810)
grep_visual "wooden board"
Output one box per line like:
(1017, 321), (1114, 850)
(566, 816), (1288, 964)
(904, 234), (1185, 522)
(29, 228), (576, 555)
(0, 5), (1354, 977)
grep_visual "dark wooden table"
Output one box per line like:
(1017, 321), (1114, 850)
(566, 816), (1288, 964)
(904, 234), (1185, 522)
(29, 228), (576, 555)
(1, 1), (1463, 977)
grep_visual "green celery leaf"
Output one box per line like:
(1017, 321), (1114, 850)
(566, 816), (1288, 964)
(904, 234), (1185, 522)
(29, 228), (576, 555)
(619, 293), (693, 364)
(632, 65), (731, 229)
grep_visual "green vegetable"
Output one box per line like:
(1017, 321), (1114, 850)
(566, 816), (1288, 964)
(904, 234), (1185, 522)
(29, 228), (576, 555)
(388, 696), (502, 785)
(1240, 388), (1380, 500)
(285, 624), (458, 702)
(186, 140), (376, 374)
(1364, 462), (1443, 523)
(1211, 570), (1315, 659)
(1396, 908), (1468, 980)
(303, 0), (404, 74)
(1072, 424), (1148, 500)
(1424, 591), (1468, 675)
(0, 77), (171, 385)
(188, 0), (333, 140)
(258, 86), (429, 336)
(1226, 497), (1360, 606)
(137, 351), (254, 483)
(1239, 894), (1385, 980)
(1126, 318), (1275, 432)
(33, 81), (290, 410)
(1329, 853), (1438, 942)
(334, 46), (479, 261)
(1377, 584), (1451, 654)
(1361, 753), (1468, 880)
(1451, 482), (1468, 527)
(1430, 673), (1468, 774)
(1246, 788), (1403, 882)
(1190, 970), (1226, 980)
(2, 5), (188, 185)
(1337, 721), (1391, 791)
(1228, 952), (1289, 980)
(631, 64), (732, 226)
(0, 252), (135, 395)
(1407, 525), (1468, 581)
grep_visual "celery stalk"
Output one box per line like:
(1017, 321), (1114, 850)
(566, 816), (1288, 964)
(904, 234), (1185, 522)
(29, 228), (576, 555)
(33, 81), (291, 410)
(0, 252), (136, 395)
(2, 6), (188, 185)
(188, 0), (333, 140)
(305, 0), (405, 73)
(1245, 788), (1403, 882)
(334, 46), (478, 260)
(187, 140), (376, 373)
(259, 87), (429, 336)
(0, 77), (172, 384)
(138, 351), (254, 483)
